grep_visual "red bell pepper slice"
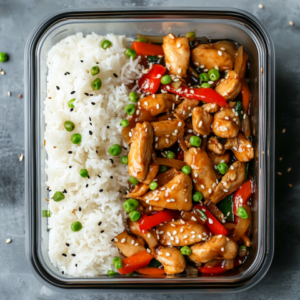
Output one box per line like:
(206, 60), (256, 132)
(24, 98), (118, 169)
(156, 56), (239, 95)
(117, 251), (153, 274)
(136, 267), (165, 275)
(138, 64), (166, 94)
(233, 180), (252, 216)
(132, 41), (164, 56)
(195, 205), (228, 235)
(139, 210), (179, 232)
(199, 258), (244, 275)
(161, 84), (228, 107)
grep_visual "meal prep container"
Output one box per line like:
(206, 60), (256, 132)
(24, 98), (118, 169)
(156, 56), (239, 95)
(24, 7), (275, 293)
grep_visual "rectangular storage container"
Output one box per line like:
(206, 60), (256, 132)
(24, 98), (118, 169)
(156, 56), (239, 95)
(25, 7), (275, 293)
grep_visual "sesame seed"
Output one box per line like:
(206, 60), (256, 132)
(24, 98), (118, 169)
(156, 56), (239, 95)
(282, 128), (286, 133)
(8, 91), (11, 96)
(223, 189), (228, 192)
(287, 167), (292, 172)
(178, 68), (182, 74)
(6, 239), (12, 244)
(183, 235), (188, 239)
(198, 121), (202, 127)
(147, 248), (151, 253)
(191, 216), (197, 221)
(289, 21), (294, 26)
(169, 33), (175, 39)
(277, 172), (282, 176)
(208, 81), (214, 85)
(201, 184), (205, 189)
(208, 188), (212, 194)
(191, 235), (195, 239)
(230, 165), (234, 170)
(258, 4), (264, 8)
(180, 219), (185, 224)
(0, 71), (5, 75)
(167, 232), (171, 237)
(203, 232), (207, 236)
(289, 184), (293, 188)
(134, 243), (139, 246)
(208, 218), (213, 224)
(185, 199), (188, 202)
(232, 147), (237, 151)
(177, 43), (181, 48)
(221, 247), (224, 251)
(166, 252), (170, 256)
(178, 121), (182, 127)
(121, 238), (126, 243)
(225, 116), (229, 120)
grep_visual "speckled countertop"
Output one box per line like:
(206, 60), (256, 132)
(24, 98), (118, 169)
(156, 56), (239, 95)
(0, 0), (299, 299)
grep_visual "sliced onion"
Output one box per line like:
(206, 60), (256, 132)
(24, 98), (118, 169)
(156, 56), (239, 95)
(137, 34), (164, 44)
(205, 200), (224, 222)
(171, 80), (182, 89)
(223, 259), (234, 270)
(231, 205), (252, 242)
(154, 157), (187, 169)
(241, 234), (251, 247)
(234, 46), (244, 76)
(142, 230), (158, 248)
(156, 168), (179, 187)
(205, 259), (222, 268)
(181, 210), (206, 225)
(242, 113), (251, 137)
(185, 265), (199, 275)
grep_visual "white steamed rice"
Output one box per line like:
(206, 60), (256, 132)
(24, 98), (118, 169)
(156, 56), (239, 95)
(44, 33), (142, 276)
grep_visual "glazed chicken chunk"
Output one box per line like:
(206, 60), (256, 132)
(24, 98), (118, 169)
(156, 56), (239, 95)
(114, 230), (146, 257)
(210, 161), (246, 204)
(192, 106), (213, 136)
(137, 171), (193, 211)
(231, 134), (254, 162)
(139, 94), (182, 117)
(174, 98), (200, 120)
(207, 136), (226, 155)
(191, 43), (234, 71)
(212, 108), (241, 138)
(207, 151), (230, 168)
(189, 235), (238, 263)
(162, 33), (190, 77)
(215, 70), (242, 100)
(184, 148), (217, 199)
(151, 119), (185, 150)
(152, 245), (186, 274)
(158, 220), (210, 246)
(202, 103), (220, 114)
(128, 122), (154, 181)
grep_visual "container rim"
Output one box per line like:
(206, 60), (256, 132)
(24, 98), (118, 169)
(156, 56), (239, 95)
(24, 6), (275, 293)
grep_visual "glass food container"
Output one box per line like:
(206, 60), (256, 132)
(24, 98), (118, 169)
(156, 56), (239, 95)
(24, 7), (275, 293)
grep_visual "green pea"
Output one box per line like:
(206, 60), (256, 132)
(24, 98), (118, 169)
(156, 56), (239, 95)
(161, 75), (172, 85)
(129, 176), (139, 186)
(123, 198), (139, 213)
(189, 136), (201, 147)
(64, 121), (75, 132)
(112, 257), (122, 265)
(218, 162), (229, 175)
(101, 40), (113, 49)
(149, 181), (158, 190)
(208, 69), (220, 81)
(115, 260), (123, 269)
(125, 48), (137, 59)
(180, 246), (192, 256)
(237, 207), (249, 219)
(0, 52), (8, 62)
(159, 165), (168, 173)
(201, 83), (211, 88)
(51, 191), (65, 202)
(120, 155), (128, 164)
(193, 191), (203, 202)
(91, 78), (102, 90)
(129, 210), (141, 222)
(109, 144), (122, 156)
(120, 119), (130, 127)
(124, 104), (136, 115)
(166, 151), (176, 159)
(196, 209), (207, 220)
(148, 55), (158, 63)
(70, 221), (82, 232)
(136, 37), (147, 43)
(239, 245), (247, 250)
(91, 66), (100, 76)
(71, 133), (81, 144)
(182, 165), (191, 175)
(79, 169), (88, 178)
(199, 73), (209, 82)
(185, 32), (196, 41)
(68, 98), (76, 108)
(107, 270), (118, 276)
(129, 91), (139, 102)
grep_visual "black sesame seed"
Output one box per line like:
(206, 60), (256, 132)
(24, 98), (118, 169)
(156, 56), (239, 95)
(110, 176), (113, 179)
(90, 94), (93, 96)
(111, 239), (114, 242)
(63, 189), (67, 193)
(84, 93), (89, 96)
(49, 190), (52, 192)
(107, 126), (110, 129)
(66, 243), (70, 247)
(87, 175), (90, 179)
(67, 72), (70, 75)
(62, 271), (64, 274)
(80, 60), (83, 62)
(110, 159), (114, 164)
(70, 108), (74, 112)
(91, 102), (95, 105)
(96, 150), (98, 154)
(90, 122), (92, 126)
(101, 230), (104, 233)
(47, 187), (49, 190)
(96, 62), (99, 64)
(99, 189), (103, 192)
(123, 147), (127, 150)
(64, 73), (67, 75)
(75, 264), (78, 267)
(98, 222), (102, 226)
(71, 91), (75, 94)
(119, 191), (121, 193)
(89, 117), (91, 121)
(97, 174), (101, 178)
(69, 166), (72, 168)
(86, 184), (88, 188)
(62, 253), (67, 257)
(79, 207), (82, 211)
(113, 73), (118, 78)
(71, 254), (76, 257)
(56, 86), (60, 90)
(89, 131), (93, 135)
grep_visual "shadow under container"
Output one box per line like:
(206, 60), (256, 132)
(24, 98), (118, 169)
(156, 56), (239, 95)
(24, 7), (275, 293)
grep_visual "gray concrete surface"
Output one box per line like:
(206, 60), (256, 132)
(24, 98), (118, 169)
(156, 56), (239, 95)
(0, 0), (299, 299)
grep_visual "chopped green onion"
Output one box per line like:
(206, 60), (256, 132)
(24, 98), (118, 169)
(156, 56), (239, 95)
(91, 66), (100, 76)
(42, 210), (51, 217)
(51, 191), (65, 202)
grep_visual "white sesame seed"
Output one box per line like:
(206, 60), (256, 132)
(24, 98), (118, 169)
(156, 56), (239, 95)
(144, 101), (148, 106)
(155, 143), (158, 148)
(180, 219), (185, 224)
(230, 165), (234, 170)
(173, 231), (177, 235)
(171, 223), (176, 227)
(8, 91), (11, 96)
(147, 248), (151, 253)
(121, 238), (126, 243)
(225, 116), (229, 120)
(183, 235), (188, 239)
(215, 66), (219, 70)
(185, 199), (188, 202)
(191, 216), (197, 221)
(232, 147), (237, 151)
(170, 236), (174, 241)
(156, 104), (160, 109)
(247, 144), (251, 148)
(166, 252), (170, 256)
(19, 154), (24, 162)
(178, 121), (182, 127)
(208, 218), (213, 224)
(129, 132), (132, 137)
(165, 138), (169, 144)
(218, 50), (223, 56)
(223, 189), (228, 192)
(203, 232), (207, 236)
(200, 65), (205, 68)
(208, 81), (214, 85)
(167, 232), (171, 237)
(157, 74), (162, 78)
(208, 188), (212, 194)
(191, 235), (196, 239)
(114, 238), (118, 242)
(289, 21), (294, 26)
(201, 184), (205, 189)
(131, 240), (135, 245)
(258, 4), (264, 9)
(240, 199), (243, 203)
(177, 43), (181, 48)
(180, 228), (184, 233)
(221, 247), (224, 251)
(146, 200), (150, 203)
(166, 85), (170, 90)
(169, 33), (175, 39)
(198, 234), (202, 239)
(6, 239), (12, 244)
(198, 121), (202, 127)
